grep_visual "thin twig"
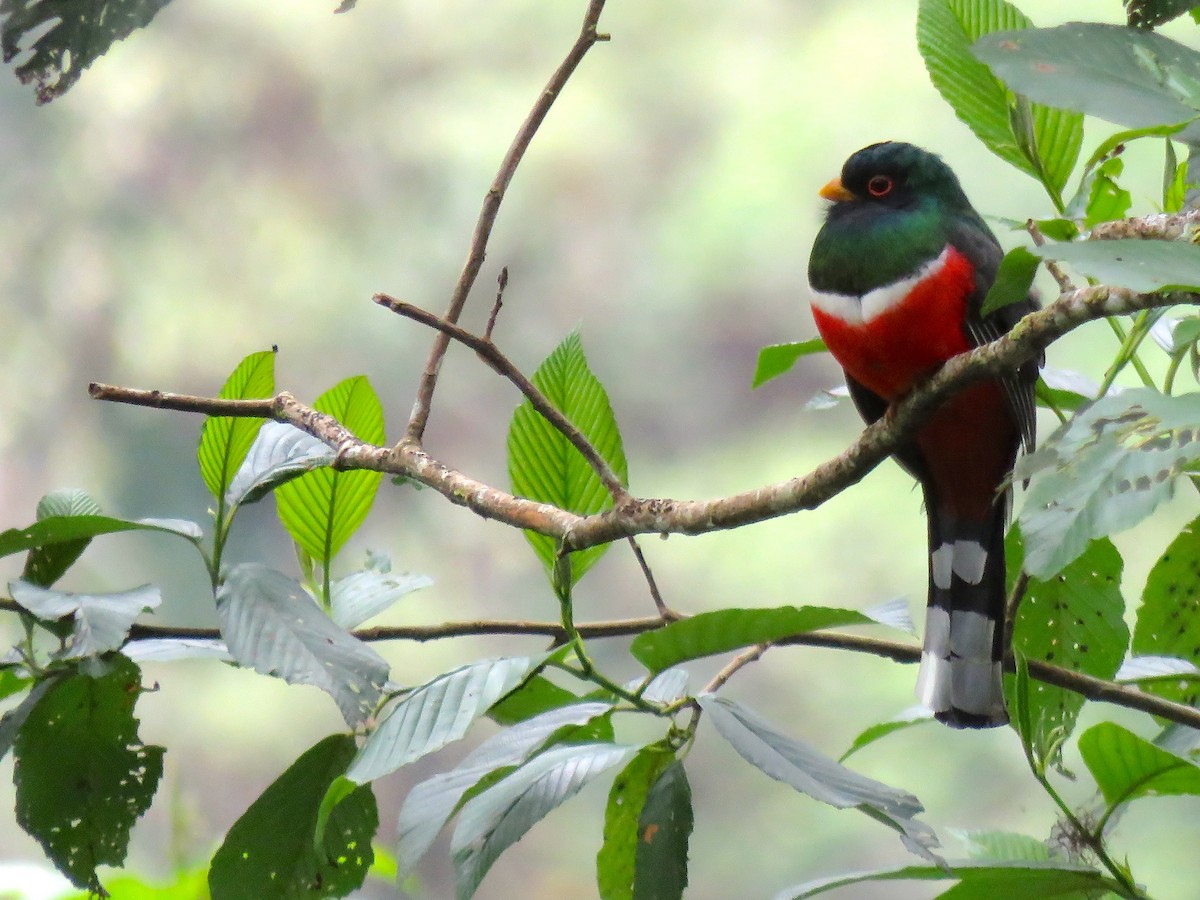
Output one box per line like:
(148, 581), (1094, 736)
(1025, 219), (1075, 292)
(405, 0), (609, 442)
(626, 536), (677, 619)
(703, 643), (770, 694)
(377, 293), (628, 499)
(484, 266), (508, 342)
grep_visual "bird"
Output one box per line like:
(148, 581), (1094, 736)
(806, 141), (1039, 728)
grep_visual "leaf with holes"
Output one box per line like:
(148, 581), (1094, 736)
(752, 339), (827, 388)
(1079, 722), (1200, 815)
(13, 656), (163, 892)
(198, 349), (276, 505)
(596, 744), (675, 900)
(1006, 530), (1126, 744)
(452, 742), (638, 900)
(216, 564), (389, 727)
(21, 489), (102, 587)
(10, 581), (160, 659)
(508, 332), (627, 584)
(632, 760), (693, 900)
(225, 421), (334, 510)
(697, 694), (938, 862)
(1017, 389), (1200, 578)
(208, 734), (376, 900)
(917, 0), (1082, 193)
(275, 376), (385, 568)
(1133, 514), (1200, 709)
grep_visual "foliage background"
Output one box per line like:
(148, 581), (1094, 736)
(1, 0), (1198, 897)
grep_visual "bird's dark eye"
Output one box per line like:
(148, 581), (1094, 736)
(867, 175), (894, 198)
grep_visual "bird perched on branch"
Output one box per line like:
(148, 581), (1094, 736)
(807, 141), (1038, 728)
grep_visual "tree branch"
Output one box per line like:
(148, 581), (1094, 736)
(405, 0), (609, 442)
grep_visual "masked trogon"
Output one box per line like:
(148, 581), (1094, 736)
(806, 141), (1038, 728)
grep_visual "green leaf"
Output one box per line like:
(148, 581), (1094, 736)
(839, 707), (935, 763)
(0, 0), (176, 104)
(345, 655), (543, 785)
(216, 564), (389, 727)
(22, 489), (103, 588)
(1079, 722), (1200, 811)
(0, 514), (201, 560)
(597, 744), (675, 900)
(276, 376), (385, 568)
(696, 694), (938, 862)
(488, 675), (583, 726)
(917, 0), (1082, 193)
(776, 861), (1119, 900)
(396, 701), (615, 879)
(1126, 0), (1200, 29)
(630, 604), (908, 674)
(980, 246), (1040, 317)
(1084, 157), (1133, 228)
(208, 734), (376, 900)
(507, 331), (627, 584)
(1132, 514), (1200, 708)
(329, 567), (432, 630)
(1036, 369), (1098, 414)
(197, 349), (276, 504)
(752, 339), (827, 389)
(1081, 122), (1189, 176)
(1030, 238), (1200, 293)
(14, 656), (164, 892)
(974, 24), (1200, 143)
(1032, 218), (1079, 241)
(225, 421), (334, 509)
(1016, 390), (1200, 577)
(957, 830), (1053, 862)
(9, 581), (161, 659)
(632, 761), (693, 900)
(0, 675), (60, 763)
(451, 742), (638, 900)
(1007, 531), (1126, 742)
(1166, 151), (1188, 212)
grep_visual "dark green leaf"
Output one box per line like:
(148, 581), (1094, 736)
(631, 605), (907, 674)
(777, 861), (1119, 899)
(597, 744), (675, 900)
(0, 514), (201, 560)
(0, 676), (60, 763)
(345, 655), (542, 785)
(1007, 531), (1126, 743)
(225, 421), (334, 509)
(980, 246), (1040, 317)
(396, 701), (615, 879)
(0, 0), (175, 104)
(507, 331), (627, 584)
(974, 24), (1200, 143)
(208, 734), (376, 900)
(696, 695), (938, 862)
(14, 656), (163, 891)
(1126, 0), (1200, 29)
(276, 376), (385, 567)
(488, 675), (582, 726)
(917, 0), (1082, 192)
(1133, 514), (1200, 708)
(198, 349), (276, 503)
(632, 761), (693, 900)
(839, 707), (935, 762)
(752, 339), (827, 389)
(1016, 390), (1200, 577)
(1079, 722), (1200, 810)
(216, 564), (389, 727)
(9, 581), (160, 659)
(451, 742), (637, 900)
(22, 489), (103, 588)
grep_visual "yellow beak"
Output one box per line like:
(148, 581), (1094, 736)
(819, 178), (855, 202)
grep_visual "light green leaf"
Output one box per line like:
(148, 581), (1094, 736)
(597, 744), (675, 900)
(345, 655), (541, 785)
(452, 742), (637, 900)
(980, 246), (1040, 317)
(632, 761), (693, 900)
(1007, 531), (1126, 743)
(631, 605), (908, 674)
(956, 830), (1053, 862)
(917, 0), (1082, 193)
(752, 339), (827, 389)
(197, 350), (276, 503)
(1031, 237), (1200, 293)
(1017, 390), (1200, 577)
(507, 331), (627, 584)
(697, 694), (939, 862)
(329, 567), (432, 630)
(1079, 722), (1200, 810)
(839, 707), (935, 763)
(1082, 122), (1189, 175)
(208, 734), (376, 900)
(216, 564), (389, 727)
(22, 489), (103, 588)
(1133, 514), (1200, 708)
(974, 23), (1200, 143)
(9, 581), (160, 659)
(225, 421), (334, 509)
(1084, 157), (1133, 228)
(276, 376), (385, 568)
(14, 656), (163, 892)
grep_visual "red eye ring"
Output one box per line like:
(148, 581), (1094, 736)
(867, 175), (894, 198)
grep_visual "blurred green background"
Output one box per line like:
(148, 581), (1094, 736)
(2, 1), (1200, 897)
